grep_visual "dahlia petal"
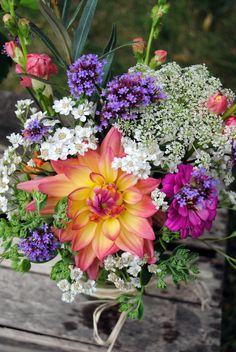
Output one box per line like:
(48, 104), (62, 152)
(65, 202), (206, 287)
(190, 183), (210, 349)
(178, 205), (188, 217)
(189, 211), (201, 226)
(17, 175), (59, 192)
(51, 158), (79, 174)
(125, 195), (157, 217)
(99, 147), (117, 183)
(92, 225), (114, 261)
(136, 178), (161, 194)
(75, 244), (96, 272)
(144, 239), (155, 264)
(77, 150), (100, 173)
(67, 198), (88, 218)
(69, 187), (91, 201)
(123, 187), (143, 204)
(161, 174), (176, 198)
(26, 200), (36, 212)
(119, 212), (155, 240)
(55, 222), (75, 242)
(38, 174), (76, 197)
(90, 172), (105, 185)
(100, 127), (123, 157)
(63, 165), (94, 188)
(116, 173), (138, 191)
(72, 211), (90, 230)
(197, 208), (209, 221)
(115, 229), (144, 257)
(86, 258), (101, 280)
(102, 218), (121, 241)
(72, 222), (97, 252)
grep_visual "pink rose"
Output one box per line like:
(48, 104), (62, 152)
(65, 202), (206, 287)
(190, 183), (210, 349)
(132, 37), (146, 54)
(26, 54), (58, 78)
(207, 92), (228, 114)
(15, 54), (58, 88)
(154, 50), (167, 63)
(16, 64), (32, 87)
(5, 41), (17, 58)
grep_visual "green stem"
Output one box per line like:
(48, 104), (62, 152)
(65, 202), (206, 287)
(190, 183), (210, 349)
(222, 103), (236, 120)
(144, 24), (155, 65)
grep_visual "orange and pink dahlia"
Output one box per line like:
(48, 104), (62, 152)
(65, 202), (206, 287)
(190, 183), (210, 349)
(18, 128), (160, 278)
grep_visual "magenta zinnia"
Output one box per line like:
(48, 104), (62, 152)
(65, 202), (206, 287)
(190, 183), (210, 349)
(162, 165), (218, 239)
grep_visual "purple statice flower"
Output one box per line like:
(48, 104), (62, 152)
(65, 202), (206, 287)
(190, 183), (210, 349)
(18, 224), (60, 262)
(162, 164), (218, 239)
(99, 72), (166, 130)
(22, 117), (49, 143)
(67, 54), (106, 99)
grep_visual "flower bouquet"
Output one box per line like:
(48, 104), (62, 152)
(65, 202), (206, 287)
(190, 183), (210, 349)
(1, 0), (236, 350)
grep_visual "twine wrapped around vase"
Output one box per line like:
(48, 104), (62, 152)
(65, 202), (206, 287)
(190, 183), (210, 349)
(79, 270), (212, 352)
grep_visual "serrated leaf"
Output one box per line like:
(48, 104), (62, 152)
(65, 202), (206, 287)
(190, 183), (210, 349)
(30, 22), (67, 69)
(102, 24), (117, 86)
(65, 0), (85, 29)
(73, 0), (98, 60)
(38, 0), (72, 64)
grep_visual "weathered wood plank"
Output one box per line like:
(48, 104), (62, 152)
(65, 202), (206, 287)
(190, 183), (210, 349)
(0, 265), (222, 352)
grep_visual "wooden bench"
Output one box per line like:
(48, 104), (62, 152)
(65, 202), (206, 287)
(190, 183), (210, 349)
(0, 91), (225, 352)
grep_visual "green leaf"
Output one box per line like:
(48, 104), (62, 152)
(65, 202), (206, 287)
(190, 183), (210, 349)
(19, 258), (31, 272)
(65, 0), (85, 30)
(30, 22), (68, 69)
(140, 265), (152, 286)
(73, 0), (98, 60)
(102, 24), (117, 86)
(19, 0), (38, 10)
(137, 300), (144, 320)
(38, 0), (72, 64)
(62, 0), (72, 21)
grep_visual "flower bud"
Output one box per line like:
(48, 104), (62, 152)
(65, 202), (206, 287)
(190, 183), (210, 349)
(3, 14), (18, 35)
(154, 49), (167, 63)
(4, 41), (23, 65)
(207, 92), (228, 114)
(132, 37), (146, 55)
(225, 116), (236, 128)
(18, 18), (30, 36)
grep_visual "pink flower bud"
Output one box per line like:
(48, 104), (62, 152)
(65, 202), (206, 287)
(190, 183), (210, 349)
(4, 41), (17, 58)
(154, 49), (167, 63)
(207, 92), (228, 114)
(16, 64), (32, 87)
(225, 116), (236, 127)
(26, 54), (58, 79)
(132, 37), (146, 54)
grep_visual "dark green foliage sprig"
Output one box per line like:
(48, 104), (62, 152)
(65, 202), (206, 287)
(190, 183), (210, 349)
(118, 291), (145, 320)
(156, 247), (200, 289)
(53, 197), (70, 229)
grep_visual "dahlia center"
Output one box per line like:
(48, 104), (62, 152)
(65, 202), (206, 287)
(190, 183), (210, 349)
(87, 184), (124, 221)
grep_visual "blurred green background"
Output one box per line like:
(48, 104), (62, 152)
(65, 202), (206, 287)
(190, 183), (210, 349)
(1, 0), (236, 91)
(0, 0), (236, 350)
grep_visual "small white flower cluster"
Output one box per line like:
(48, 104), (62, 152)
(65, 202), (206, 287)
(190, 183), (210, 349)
(147, 264), (162, 274)
(15, 99), (33, 119)
(151, 188), (168, 211)
(57, 267), (96, 303)
(40, 125), (97, 160)
(105, 252), (148, 290)
(119, 63), (236, 181)
(112, 137), (163, 179)
(53, 97), (96, 122)
(0, 146), (22, 213)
